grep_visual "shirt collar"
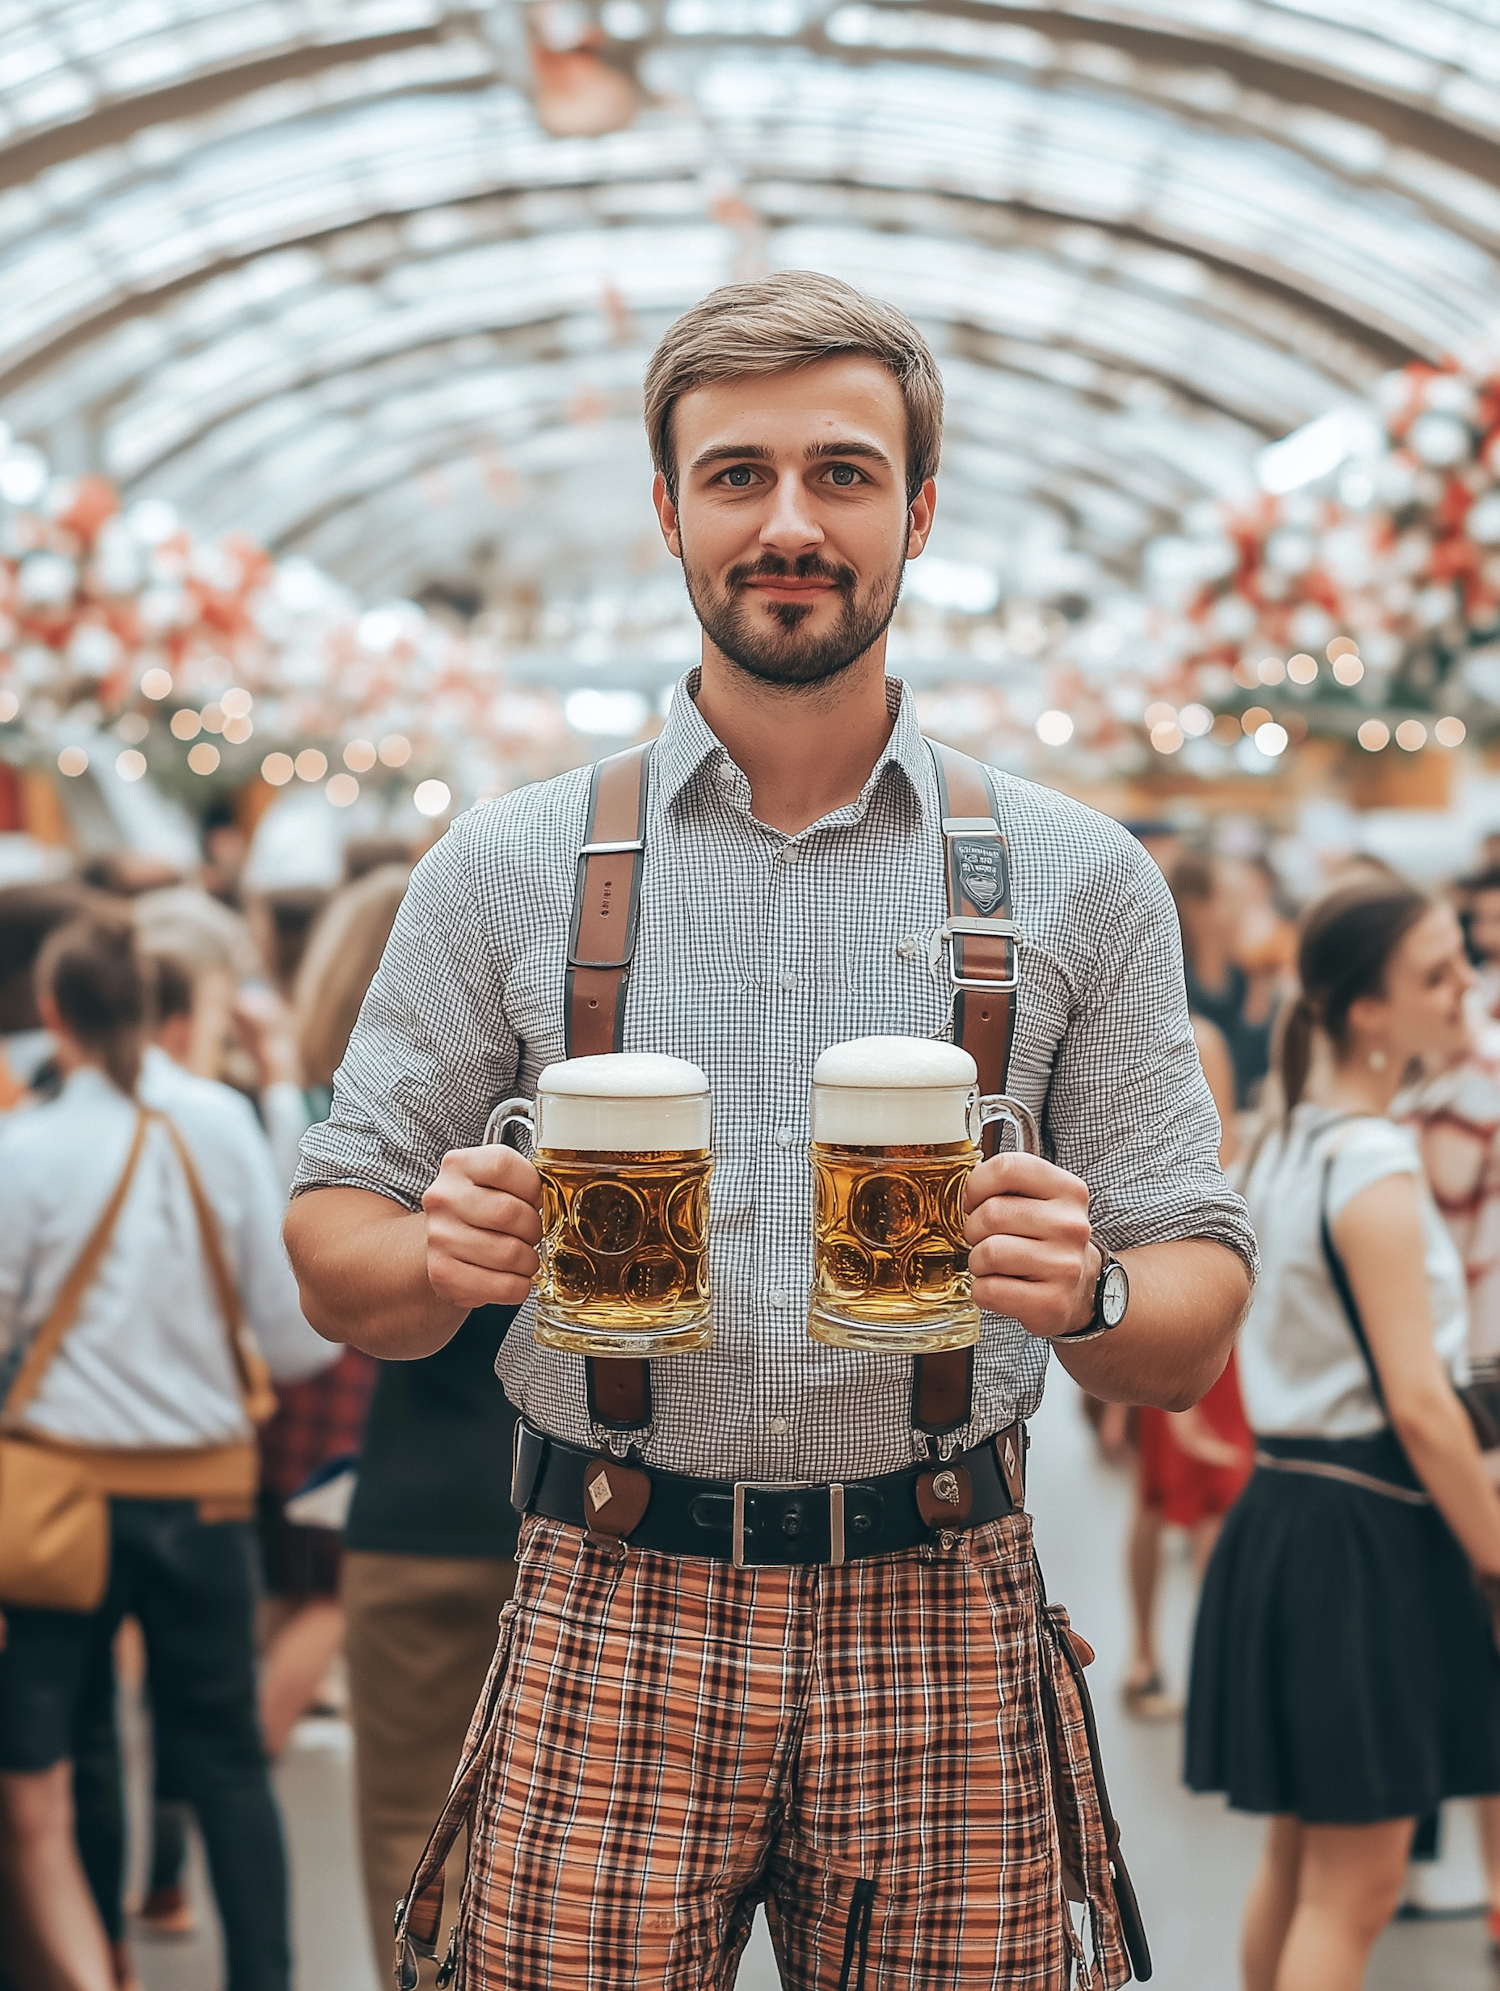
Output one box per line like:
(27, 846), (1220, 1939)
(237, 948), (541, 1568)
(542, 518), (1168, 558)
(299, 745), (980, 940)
(59, 1062), (130, 1108)
(652, 667), (935, 828)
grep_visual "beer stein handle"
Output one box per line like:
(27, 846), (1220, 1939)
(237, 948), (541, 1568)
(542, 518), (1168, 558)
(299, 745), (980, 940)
(975, 1094), (1040, 1156)
(483, 1097), (537, 1151)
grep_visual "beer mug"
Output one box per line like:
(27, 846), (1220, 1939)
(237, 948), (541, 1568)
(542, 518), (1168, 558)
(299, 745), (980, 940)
(807, 1035), (1040, 1355)
(487, 1053), (713, 1358)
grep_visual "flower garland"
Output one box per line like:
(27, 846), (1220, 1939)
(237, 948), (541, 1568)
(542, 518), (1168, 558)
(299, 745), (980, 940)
(0, 468), (590, 810)
(1172, 352), (1500, 723)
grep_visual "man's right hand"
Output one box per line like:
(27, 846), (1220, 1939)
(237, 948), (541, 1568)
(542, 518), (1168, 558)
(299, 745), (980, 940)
(422, 1144), (544, 1310)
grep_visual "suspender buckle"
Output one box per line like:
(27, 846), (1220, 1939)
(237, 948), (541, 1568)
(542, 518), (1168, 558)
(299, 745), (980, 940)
(940, 918), (1024, 992)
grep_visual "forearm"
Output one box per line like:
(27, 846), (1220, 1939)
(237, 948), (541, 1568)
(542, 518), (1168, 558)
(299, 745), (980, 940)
(1392, 1384), (1500, 1576)
(1051, 1238), (1249, 1410)
(283, 1188), (466, 1359)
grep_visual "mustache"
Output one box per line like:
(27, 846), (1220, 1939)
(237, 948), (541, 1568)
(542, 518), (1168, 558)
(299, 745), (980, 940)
(724, 554), (858, 592)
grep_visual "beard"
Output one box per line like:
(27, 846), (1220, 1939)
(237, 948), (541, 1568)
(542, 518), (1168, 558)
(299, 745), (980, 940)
(680, 545), (905, 689)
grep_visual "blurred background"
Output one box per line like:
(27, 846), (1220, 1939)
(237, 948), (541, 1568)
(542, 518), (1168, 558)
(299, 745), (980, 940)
(7, 4), (1500, 1987)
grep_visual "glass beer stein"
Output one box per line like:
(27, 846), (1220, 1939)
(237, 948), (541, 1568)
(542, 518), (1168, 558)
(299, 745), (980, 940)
(807, 1035), (1040, 1355)
(487, 1054), (713, 1358)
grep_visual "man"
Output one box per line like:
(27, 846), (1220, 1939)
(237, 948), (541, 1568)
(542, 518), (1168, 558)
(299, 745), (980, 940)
(286, 273), (1254, 1987)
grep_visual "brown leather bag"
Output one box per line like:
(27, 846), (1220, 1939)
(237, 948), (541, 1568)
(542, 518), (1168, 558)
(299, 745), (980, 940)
(0, 1108), (277, 1613)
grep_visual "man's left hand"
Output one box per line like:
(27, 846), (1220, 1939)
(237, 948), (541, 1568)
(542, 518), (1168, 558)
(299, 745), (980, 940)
(963, 1151), (1097, 1340)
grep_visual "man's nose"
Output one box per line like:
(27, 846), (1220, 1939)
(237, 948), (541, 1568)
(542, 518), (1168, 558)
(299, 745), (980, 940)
(759, 471), (823, 552)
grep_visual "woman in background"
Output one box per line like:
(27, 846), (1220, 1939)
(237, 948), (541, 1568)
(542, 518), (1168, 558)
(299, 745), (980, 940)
(1187, 880), (1500, 1991)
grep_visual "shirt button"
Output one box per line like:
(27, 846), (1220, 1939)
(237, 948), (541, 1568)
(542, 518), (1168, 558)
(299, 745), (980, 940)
(779, 974), (795, 993)
(778, 844), (800, 864)
(775, 1126), (796, 1147)
(897, 937), (917, 960)
(768, 1288), (789, 1309)
(716, 762), (736, 786)
(770, 1415), (790, 1437)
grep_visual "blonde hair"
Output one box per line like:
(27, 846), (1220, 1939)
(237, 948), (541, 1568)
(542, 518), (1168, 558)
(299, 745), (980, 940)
(293, 864), (410, 1091)
(643, 272), (944, 503)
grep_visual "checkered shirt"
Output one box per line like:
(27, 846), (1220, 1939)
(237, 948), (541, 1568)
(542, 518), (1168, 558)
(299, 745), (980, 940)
(294, 672), (1255, 1482)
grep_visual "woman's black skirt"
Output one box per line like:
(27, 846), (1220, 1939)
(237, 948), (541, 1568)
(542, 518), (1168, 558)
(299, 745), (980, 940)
(1185, 1431), (1500, 1823)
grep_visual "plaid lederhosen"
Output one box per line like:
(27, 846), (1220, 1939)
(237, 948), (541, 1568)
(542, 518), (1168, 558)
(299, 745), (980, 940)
(395, 1509), (1131, 1989)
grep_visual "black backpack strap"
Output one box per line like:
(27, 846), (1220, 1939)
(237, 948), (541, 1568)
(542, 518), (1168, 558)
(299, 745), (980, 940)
(567, 743), (654, 1434)
(914, 742), (1023, 1442)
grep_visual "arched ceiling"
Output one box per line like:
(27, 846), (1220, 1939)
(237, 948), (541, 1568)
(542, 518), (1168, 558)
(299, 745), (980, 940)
(5, 1), (1500, 689)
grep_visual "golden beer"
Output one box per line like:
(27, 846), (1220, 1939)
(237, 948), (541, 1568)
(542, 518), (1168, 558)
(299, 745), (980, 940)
(806, 1036), (1038, 1355)
(487, 1054), (714, 1358)
(536, 1147), (711, 1355)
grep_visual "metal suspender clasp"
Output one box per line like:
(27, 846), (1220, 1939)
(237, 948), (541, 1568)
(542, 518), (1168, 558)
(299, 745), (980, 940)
(939, 918), (1024, 992)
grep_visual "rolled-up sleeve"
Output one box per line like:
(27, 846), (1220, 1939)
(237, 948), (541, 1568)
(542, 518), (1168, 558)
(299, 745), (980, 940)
(292, 809), (521, 1211)
(1043, 843), (1259, 1278)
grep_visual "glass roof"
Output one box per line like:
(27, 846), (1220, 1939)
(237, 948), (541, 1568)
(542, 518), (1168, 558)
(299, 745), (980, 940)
(6, 0), (1500, 681)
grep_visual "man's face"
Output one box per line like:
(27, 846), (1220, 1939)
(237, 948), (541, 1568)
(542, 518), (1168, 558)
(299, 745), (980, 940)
(654, 356), (935, 689)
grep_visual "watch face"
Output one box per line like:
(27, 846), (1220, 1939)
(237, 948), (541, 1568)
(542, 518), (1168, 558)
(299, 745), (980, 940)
(1101, 1262), (1129, 1328)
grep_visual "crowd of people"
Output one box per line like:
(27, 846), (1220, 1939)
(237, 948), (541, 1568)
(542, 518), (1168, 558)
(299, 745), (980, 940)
(4, 802), (1500, 1990)
(0, 821), (519, 1991)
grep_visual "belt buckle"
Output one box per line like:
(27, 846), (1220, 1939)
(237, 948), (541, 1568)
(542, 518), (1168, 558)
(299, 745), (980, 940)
(732, 1482), (845, 1569)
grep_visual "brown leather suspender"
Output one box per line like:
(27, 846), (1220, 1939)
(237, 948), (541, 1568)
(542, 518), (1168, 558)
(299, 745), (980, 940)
(567, 744), (655, 1433)
(912, 743), (1022, 1439)
(561, 736), (1021, 1449)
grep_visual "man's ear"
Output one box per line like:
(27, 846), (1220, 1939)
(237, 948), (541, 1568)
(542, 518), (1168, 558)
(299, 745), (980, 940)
(653, 471), (682, 560)
(906, 476), (937, 559)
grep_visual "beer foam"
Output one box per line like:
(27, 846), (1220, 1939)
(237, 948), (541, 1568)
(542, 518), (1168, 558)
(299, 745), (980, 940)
(812, 1036), (977, 1147)
(535, 1053), (711, 1153)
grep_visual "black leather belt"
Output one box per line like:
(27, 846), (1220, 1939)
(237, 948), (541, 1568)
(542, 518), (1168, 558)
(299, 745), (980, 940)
(511, 1420), (1027, 1568)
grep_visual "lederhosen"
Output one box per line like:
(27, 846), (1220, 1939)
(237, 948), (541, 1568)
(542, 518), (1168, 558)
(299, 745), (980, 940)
(396, 740), (1151, 1987)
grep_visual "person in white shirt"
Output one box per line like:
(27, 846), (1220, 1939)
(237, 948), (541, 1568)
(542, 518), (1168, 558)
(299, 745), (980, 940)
(0, 916), (332, 1991)
(1186, 880), (1500, 1991)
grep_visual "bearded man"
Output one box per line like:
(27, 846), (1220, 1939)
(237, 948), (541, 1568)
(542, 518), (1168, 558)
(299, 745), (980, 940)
(286, 273), (1254, 1989)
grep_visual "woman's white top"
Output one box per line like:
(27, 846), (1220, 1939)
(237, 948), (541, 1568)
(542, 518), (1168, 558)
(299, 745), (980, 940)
(1238, 1103), (1469, 1437)
(0, 1050), (334, 1449)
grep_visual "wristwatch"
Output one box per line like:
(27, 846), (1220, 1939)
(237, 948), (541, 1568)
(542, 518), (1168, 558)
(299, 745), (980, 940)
(1053, 1243), (1129, 1344)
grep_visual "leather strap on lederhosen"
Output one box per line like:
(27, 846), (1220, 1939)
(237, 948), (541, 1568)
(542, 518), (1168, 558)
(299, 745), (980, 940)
(567, 743), (655, 1437)
(914, 743), (1023, 1444)
(560, 737), (1022, 1452)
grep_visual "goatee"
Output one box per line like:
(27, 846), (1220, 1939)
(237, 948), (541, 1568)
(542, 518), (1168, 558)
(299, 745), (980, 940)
(682, 549), (903, 689)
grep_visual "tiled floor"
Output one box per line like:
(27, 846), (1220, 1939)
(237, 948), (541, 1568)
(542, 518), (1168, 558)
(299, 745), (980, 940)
(130, 1375), (1494, 1990)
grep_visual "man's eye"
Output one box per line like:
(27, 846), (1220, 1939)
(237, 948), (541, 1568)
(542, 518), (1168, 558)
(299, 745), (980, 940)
(723, 465), (755, 487)
(828, 464), (859, 486)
